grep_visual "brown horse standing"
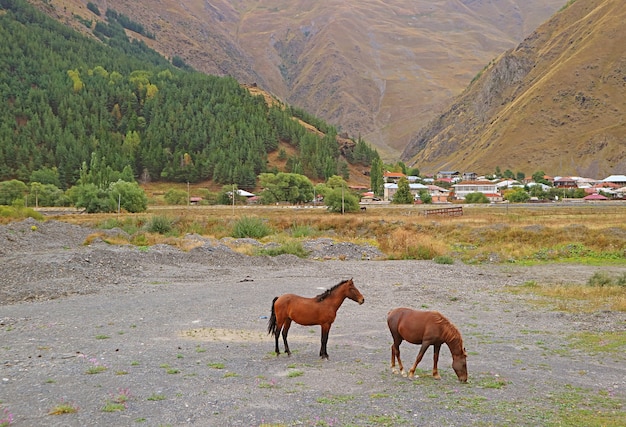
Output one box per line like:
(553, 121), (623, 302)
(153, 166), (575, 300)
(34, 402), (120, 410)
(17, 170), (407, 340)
(267, 278), (364, 359)
(387, 308), (468, 382)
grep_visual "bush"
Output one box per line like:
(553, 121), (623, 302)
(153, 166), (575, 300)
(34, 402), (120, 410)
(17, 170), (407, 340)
(256, 241), (309, 258)
(164, 189), (188, 205)
(587, 271), (626, 287)
(290, 224), (317, 238)
(433, 255), (454, 265)
(324, 188), (360, 213)
(109, 181), (148, 213)
(146, 215), (174, 234)
(587, 271), (613, 287)
(232, 216), (272, 239)
(464, 192), (490, 204)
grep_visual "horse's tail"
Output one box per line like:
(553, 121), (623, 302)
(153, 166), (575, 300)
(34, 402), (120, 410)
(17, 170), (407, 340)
(267, 296), (279, 336)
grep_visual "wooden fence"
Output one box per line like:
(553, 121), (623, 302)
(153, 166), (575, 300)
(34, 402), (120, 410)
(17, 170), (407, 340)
(423, 206), (463, 217)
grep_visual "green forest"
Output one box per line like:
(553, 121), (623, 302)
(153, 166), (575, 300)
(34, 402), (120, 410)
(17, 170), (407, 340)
(0, 0), (378, 194)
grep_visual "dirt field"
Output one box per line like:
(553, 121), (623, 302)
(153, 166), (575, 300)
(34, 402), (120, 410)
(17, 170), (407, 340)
(1, 219), (625, 426)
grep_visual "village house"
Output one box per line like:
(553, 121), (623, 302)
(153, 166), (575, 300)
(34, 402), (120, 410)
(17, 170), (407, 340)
(462, 172), (477, 181)
(603, 175), (626, 186)
(452, 180), (501, 202)
(553, 177), (577, 189)
(437, 171), (461, 181)
(381, 182), (451, 203)
(383, 171), (406, 183)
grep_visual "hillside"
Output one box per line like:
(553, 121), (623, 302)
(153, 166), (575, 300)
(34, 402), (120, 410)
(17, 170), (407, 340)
(0, 1), (377, 192)
(401, 0), (626, 178)
(27, 0), (564, 160)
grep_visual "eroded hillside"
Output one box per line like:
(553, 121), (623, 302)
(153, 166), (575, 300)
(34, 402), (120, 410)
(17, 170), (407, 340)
(402, 0), (626, 177)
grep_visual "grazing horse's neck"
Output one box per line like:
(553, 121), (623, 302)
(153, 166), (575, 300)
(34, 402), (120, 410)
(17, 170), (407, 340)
(442, 325), (464, 355)
(446, 336), (464, 356)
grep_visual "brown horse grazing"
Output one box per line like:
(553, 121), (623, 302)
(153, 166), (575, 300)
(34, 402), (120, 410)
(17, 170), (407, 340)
(387, 308), (468, 382)
(267, 278), (364, 359)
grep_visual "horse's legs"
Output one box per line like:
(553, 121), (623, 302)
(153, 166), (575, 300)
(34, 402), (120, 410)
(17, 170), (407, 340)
(281, 318), (292, 356)
(408, 342), (431, 378)
(390, 337), (405, 376)
(319, 324), (331, 359)
(432, 343), (442, 380)
(273, 318), (283, 356)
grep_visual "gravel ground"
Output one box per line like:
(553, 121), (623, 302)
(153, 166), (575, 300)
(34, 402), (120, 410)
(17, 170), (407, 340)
(1, 219), (625, 426)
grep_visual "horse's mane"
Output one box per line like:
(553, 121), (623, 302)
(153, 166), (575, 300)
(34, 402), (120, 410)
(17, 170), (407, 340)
(315, 279), (351, 302)
(435, 312), (465, 354)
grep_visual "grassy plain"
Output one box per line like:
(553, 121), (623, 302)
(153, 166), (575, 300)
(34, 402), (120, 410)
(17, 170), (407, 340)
(46, 202), (626, 264)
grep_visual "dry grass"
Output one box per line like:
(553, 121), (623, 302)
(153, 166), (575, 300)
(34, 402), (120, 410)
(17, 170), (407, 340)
(538, 284), (626, 312)
(43, 203), (626, 262)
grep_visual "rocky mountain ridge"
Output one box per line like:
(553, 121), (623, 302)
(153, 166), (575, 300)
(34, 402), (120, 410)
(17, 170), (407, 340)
(401, 0), (626, 177)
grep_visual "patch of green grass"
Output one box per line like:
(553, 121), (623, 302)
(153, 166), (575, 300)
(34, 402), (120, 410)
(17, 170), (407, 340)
(286, 370), (304, 378)
(208, 362), (225, 369)
(370, 393), (390, 399)
(547, 384), (625, 426)
(94, 334), (110, 340)
(316, 394), (355, 405)
(258, 379), (278, 388)
(223, 372), (238, 378)
(147, 394), (166, 401)
(85, 366), (107, 374)
(478, 378), (508, 389)
(568, 331), (626, 354)
(102, 402), (125, 412)
(366, 414), (408, 425)
(48, 401), (78, 415)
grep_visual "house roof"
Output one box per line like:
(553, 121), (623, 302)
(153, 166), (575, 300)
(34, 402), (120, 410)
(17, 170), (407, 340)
(583, 193), (608, 200)
(383, 172), (406, 178)
(603, 175), (626, 182)
(453, 180), (497, 186)
(496, 180), (522, 187)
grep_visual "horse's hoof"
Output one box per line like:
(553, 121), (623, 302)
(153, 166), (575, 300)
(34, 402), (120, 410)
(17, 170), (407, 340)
(392, 368), (399, 375)
(401, 371), (408, 378)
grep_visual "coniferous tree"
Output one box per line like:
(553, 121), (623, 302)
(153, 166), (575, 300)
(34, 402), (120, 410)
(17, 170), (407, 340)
(392, 177), (413, 204)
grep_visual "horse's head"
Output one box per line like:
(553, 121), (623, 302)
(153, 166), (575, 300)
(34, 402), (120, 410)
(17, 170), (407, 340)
(452, 348), (468, 383)
(345, 278), (365, 305)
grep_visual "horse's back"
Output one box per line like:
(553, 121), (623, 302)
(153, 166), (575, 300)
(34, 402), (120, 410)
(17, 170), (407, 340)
(387, 308), (447, 344)
(275, 293), (328, 325)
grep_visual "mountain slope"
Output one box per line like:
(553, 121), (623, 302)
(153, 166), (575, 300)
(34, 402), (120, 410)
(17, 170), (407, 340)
(0, 1), (377, 190)
(28, 0), (564, 160)
(401, 0), (626, 177)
